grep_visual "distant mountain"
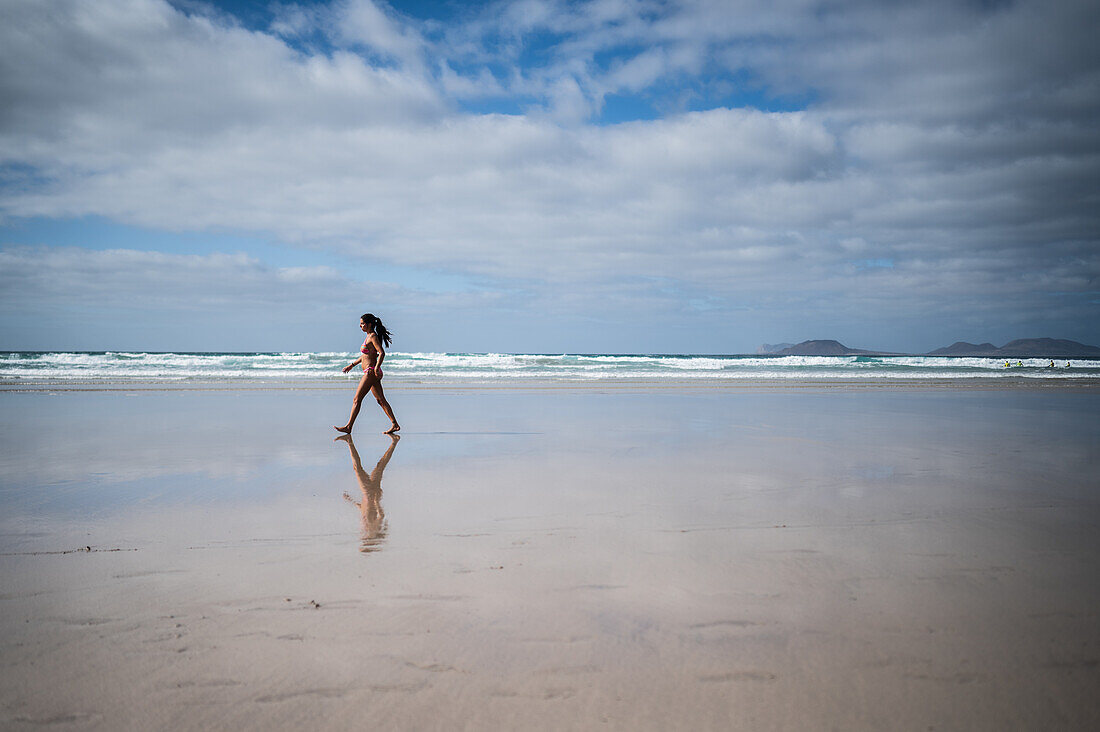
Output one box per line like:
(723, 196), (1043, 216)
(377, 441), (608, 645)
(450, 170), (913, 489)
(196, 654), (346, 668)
(996, 338), (1100, 357)
(756, 342), (794, 354)
(762, 337), (1100, 358)
(927, 338), (1100, 357)
(771, 340), (900, 356)
(927, 341), (998, 356)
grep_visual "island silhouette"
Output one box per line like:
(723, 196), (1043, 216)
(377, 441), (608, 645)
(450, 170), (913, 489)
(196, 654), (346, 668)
(758, 337), (1100, 358)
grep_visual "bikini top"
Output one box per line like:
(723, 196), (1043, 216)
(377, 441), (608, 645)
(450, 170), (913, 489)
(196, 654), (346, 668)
(361, 338), (377, 357)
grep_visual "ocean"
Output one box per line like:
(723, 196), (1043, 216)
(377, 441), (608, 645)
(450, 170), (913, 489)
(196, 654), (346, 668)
(1, 351), (1096, 384)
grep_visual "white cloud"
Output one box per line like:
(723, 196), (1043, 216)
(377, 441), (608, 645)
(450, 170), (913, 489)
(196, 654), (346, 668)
(437, 61), (506, 98)
(605, 48), (667, 93)
(334, 0), (427, 69)
(0, 0), (1097, 350)
(0, 245), (361, 309)
(2, 100), (846, 281)
(0, 243), (522, 350)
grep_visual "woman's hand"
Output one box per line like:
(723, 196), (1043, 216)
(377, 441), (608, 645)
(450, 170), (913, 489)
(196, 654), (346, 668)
(342, 363), (354, 374)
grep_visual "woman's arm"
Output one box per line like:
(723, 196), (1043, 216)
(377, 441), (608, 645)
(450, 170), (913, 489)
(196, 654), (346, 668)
(342, 355), (362, 373)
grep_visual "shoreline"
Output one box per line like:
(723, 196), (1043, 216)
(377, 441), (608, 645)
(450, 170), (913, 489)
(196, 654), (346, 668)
(4, 376), (1100, 392)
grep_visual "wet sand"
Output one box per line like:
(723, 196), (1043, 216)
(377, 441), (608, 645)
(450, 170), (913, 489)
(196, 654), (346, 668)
(1, 384), (1098, 729)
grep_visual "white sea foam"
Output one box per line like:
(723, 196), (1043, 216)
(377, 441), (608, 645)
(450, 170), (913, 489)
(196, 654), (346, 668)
(0, 351), (1096, 383)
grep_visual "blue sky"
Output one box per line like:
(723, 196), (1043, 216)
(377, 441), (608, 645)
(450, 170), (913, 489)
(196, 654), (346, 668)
(1, 0), (1098, 353)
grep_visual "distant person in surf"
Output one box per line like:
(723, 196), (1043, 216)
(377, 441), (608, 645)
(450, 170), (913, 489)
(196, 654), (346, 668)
(335, 313), (400, 434)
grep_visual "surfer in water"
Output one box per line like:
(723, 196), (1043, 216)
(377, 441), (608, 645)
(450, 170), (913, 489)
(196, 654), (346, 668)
(335, 313), (400, 435)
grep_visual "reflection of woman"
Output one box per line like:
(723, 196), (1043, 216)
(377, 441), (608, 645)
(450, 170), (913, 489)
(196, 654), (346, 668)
(338, 434), (399, 553)
(335, 313), (400, 435)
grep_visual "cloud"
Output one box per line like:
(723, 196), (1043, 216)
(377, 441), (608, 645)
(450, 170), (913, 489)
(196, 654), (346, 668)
(0, 0), (443, 152)
(0, 245), (367, 310)
(605, 48), (669, 93)
(0, 243), (519, 350)
(3, 104), (843, 280)
(1, 0), (1098, 350)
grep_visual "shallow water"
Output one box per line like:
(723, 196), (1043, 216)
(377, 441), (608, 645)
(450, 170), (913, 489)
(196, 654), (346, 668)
(1, 385), (1098, 729)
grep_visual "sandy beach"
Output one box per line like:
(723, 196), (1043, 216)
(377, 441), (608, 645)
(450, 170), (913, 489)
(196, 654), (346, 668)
(1, 383), (1098, 730)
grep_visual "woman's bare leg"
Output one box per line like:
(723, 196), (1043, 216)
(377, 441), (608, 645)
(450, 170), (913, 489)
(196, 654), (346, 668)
(335, 373), (375, 433)
(371, 381), (400, 433)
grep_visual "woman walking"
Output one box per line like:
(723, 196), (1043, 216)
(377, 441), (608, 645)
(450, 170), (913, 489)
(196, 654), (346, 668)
(335, 313), (400, 434)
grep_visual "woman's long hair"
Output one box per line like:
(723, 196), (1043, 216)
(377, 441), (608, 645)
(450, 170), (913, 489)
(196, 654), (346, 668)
(361, 313), (393, 347)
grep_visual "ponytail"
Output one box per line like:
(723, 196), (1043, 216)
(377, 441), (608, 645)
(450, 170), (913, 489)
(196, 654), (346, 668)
(361, 313), (393, 347)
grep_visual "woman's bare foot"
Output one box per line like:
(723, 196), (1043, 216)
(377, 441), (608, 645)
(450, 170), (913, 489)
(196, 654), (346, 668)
(384, 424), (401, 434)
(334, 425), (351, 434)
